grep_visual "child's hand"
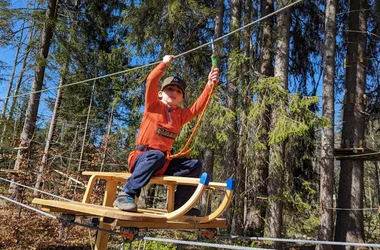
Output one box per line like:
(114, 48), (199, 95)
(163, 55), (175, 65)
(207, 68), (219, 87)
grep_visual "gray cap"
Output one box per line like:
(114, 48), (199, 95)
(161, 76), (187, 96)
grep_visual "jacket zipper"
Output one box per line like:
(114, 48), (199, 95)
(167, 107), (173, 125)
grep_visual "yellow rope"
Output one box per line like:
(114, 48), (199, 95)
(167, 80), (216, 160)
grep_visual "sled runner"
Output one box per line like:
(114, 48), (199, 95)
(32, 172), (235, 250)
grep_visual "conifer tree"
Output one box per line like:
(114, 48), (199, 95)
(265, 0), (292, 247)
(335, 0), (368, 245)
(14, 0), (60, 174)
(318, 0), (337, 248)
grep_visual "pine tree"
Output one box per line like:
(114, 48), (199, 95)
(318, 0), (337, 248)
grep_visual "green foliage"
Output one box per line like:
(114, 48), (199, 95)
(283, 183), (319, 237)
(247, 76), (329, 148)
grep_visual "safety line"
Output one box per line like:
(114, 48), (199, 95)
(138, 236), (274, 250)
(0, 176), (72, 201)
(175, 0), (302, 58)
(0, 193), (120, 235)
(228, 235), (380, 248)
(0, 0), (303, 102)
(0, 193), (57, 219)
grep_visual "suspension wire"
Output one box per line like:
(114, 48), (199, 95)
(0, 193), (57, 219)
(175, 0), (302, 59)
(227, 235), (380, 248)
(0, 193), (120, 235)
(136, 236), (274, 250)
(0, 0), (303, 102)
(0, 176), (72, 202)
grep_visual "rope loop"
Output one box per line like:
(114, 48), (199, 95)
(166, 80), (216, 160)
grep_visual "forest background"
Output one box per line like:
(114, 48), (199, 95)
(0, 0), (380, 249)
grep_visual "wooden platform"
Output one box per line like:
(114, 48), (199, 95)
(334, 148), (380, 161)
(32, 171), (235, 250)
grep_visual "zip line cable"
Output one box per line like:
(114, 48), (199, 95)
(0, 0), (302, 102)
(227, 235), (380, 248)
(0, 176), (72, 201)
(0, 194), (58, 219)
(175, 0), (302, 59)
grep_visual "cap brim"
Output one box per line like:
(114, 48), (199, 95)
(162, 83), (185, 96)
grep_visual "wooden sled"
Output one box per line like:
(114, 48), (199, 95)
(32, 172), (235, 250)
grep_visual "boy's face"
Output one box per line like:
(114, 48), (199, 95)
(159, 84), (184, 108)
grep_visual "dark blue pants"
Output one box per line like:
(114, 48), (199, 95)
(123, 150), (202, 206)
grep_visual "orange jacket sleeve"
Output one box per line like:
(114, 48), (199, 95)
(181, 84), (213, 125)
(145, 62), (167, 110)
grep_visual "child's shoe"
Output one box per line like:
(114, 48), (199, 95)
(113, 192), (138, 212)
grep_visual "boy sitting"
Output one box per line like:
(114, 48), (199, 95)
(114, 55), (219, 216)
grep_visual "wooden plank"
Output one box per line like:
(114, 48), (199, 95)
(82, 171), (227, 188)
(116, 218), (227, 229)
(32, 199), (167, 222)
(334, 148), (380, 161)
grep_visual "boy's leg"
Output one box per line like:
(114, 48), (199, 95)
(123, 150), (166, 197)
(114, 150), (166, 211)
(164, 158), (202, 209)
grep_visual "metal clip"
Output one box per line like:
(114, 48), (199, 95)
(58, 214), (76, 242)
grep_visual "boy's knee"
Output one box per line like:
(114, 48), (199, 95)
(191, 159), (202, 176)
(149, 150), (166, 161)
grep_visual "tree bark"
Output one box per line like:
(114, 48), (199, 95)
(201, 0), (224, 216)
(99, 103), (115, 172)
(250, 0), (274, 237)
(0, 21), (26, 144)
(34, 69), (65, 196)
(334, 0), (367, 248)
(78, 80), (96, 171)
(14, 0), (59, 172)
(317, 0), (337, 249)
(226, 0), (242, 235)
(265, 1), (291, 249)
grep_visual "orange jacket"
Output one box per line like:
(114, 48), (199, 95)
(129, 62), (212, 175)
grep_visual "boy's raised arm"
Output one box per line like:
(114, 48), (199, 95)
(182, 68), (219, 124)
(145, 55), (175, 108)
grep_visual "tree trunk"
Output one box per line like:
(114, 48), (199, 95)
(334, 0), (367, 248)
(0, 21), (26, 144)
(265, 1), (291, 249)
(13, 0), (59, 173)
(6, 25), (36, 124)
(317, 0), (337, 249)
(0, 22), (23, 123)
(226, 0), (242, 235)
(201, 147), (214, 215)
(100, 104), (115, 172)
(242, 0), (253, 236)
(78, 81), (96, 171)
(201, 0), (224, 216)
(375, 161), (380, 207)
(250, 0), (274, 237)
(34, 69), (65, 196)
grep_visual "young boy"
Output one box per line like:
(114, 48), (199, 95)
(114, 55), (219, 216)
